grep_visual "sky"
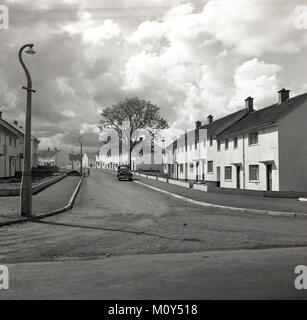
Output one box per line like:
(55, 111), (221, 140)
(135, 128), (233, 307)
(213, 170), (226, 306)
(0, 0), (307, 151)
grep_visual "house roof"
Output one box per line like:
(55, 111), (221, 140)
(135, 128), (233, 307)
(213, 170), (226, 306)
(38, 149), (61, 157)
(69, 154), (81, 161)
(84, 152), (98, 160)
(200, 109), (248, 137)
(218, 91), (307, 138)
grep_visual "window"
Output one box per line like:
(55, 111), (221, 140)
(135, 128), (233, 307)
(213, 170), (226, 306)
(234, 137), (238, 148)
(14, 139), (16, 148)
(180, 164), (184, 173)
(210, 137), (213, 146)
(249, 165), (259, 181)
(217, 140), (221, 151)
(225, 139), (229, 150)
(9, 137), (12, 146)
(248, 132), (258, 145)
(207, 161), (213, 173)
(225, 166), (232, 180)
(190, 163), (194, 173)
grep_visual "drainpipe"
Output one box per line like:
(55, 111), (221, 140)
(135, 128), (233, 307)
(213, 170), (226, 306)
(242, 134), (246, 189)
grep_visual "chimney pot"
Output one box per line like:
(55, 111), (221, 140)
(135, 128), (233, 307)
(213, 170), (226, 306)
(195, 121), (201, 129)
(278, 88), (290, 103)
(13, 120), (18, 126)
(207, 115), (213, 124)
(0, 111), (2, 119)
(48, 147), (50, 152)
(245, 96), (254, 112)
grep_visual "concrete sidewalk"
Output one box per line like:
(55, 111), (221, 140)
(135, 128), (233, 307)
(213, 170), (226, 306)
(135, 177), (307, 215)
(0, 176), (81, 224)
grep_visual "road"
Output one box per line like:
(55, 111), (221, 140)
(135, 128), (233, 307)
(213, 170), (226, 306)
(1, 169), (307, 299)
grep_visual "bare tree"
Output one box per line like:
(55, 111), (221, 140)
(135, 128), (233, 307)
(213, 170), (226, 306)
(99, 97), (169, 166)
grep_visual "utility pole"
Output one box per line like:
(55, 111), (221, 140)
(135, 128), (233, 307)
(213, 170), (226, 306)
(79, 137), (83, 176)
(19, 43), (36, 217)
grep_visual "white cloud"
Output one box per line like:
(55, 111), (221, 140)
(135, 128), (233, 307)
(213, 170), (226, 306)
(229, 58), (282, 109)
(1, 0), (306, 150)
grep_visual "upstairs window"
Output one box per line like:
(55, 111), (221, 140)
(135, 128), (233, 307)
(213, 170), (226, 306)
(217, 140), (221, 151)
(225, 139), (229, 150)
(248, 132), (258, 145)
(9, 137), (12, 146)
(234, 137), (238, 148)
(210, 137), (213, 146)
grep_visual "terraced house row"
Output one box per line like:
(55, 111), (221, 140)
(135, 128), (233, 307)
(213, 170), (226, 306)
(164, 89), (307, 192)
(0, 111), (40, 178)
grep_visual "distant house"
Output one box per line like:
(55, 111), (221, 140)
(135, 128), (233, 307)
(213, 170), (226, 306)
(11, 120), (40, 170)
(38, 148), (70, 168)
(0, 113), (40, 178)
(69, 153), (81, 170)
(82, 152), (98, 168)
(97, 135), (164, 172)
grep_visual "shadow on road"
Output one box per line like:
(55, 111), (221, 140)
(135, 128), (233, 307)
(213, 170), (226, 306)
(34, 220), (203, 243)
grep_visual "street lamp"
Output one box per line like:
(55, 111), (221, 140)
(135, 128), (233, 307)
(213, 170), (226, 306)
(19, 43), (36, 217)
(79, 136), (83, 176)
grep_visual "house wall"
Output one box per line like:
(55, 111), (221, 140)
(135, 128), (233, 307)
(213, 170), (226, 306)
(278, 101), (307, 192)
(55, 150), (70, 168)
(132, 138), (163, 172)
(0, 131), (19, 178)
(163, 128), (207, 181)
(207, 126), (279, 191)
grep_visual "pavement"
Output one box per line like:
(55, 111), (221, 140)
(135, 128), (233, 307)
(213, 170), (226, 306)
(0, 169), (307, 299)
(0, 176), (81, 224)
(134, 175), (307, 214)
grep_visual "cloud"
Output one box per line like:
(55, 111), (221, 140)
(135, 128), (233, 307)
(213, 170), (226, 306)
(229, 58), (282, 110)
(0, 0), (306, 151)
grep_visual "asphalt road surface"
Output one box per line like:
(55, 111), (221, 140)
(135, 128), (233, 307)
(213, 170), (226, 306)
(1, 169), (307, 299)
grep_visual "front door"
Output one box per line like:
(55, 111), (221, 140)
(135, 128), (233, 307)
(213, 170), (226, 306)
(267, 164), (272, 191)
(236, 166), (240, 189)
(217, 166), (221, 187)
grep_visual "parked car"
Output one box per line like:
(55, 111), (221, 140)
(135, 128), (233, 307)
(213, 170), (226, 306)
(117, 165), (133, 181)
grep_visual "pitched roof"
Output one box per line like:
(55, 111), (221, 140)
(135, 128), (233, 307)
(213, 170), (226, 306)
(84, 152), (97, 160)
(200, 109), (248, 137)
(218, 91), (307, 138)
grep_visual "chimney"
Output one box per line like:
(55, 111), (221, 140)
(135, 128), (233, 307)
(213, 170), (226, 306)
(195, 121), (201, 129)
(245, 96), (254, 112)
(55, 147), (57, 151)
(48, 147), (50, 152)
(0, 111), (2, 119)
(207, 115), (213, 124)
(13, 120), (18, 126)
(278, 88), (290, 104)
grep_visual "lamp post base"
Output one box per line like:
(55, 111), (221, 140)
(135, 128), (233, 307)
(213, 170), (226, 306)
(20, 171), (32, 217)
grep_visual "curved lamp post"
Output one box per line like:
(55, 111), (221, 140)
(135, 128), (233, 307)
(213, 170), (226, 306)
(19, 43), (36, 217)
